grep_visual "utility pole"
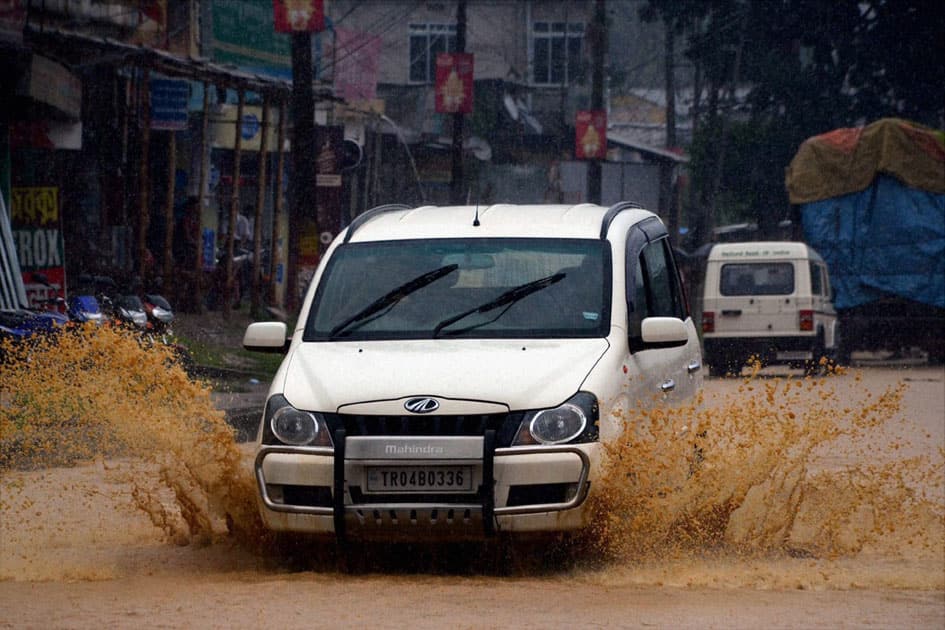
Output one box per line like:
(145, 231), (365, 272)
(287, 31), (317, 312)
(587, 0), (606, 204)
(449, 0), (467, 205)
(662, 17), (679, 244)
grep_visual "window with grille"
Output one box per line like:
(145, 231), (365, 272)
(531, 21), (584, 85)
(409, 23), (457, 83)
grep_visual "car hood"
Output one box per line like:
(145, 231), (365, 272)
(279, 338), (610, 413)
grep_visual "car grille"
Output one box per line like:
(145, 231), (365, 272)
(323, 412), (523, 447)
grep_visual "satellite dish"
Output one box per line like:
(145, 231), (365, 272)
(503, 93), (519, 121)
(340, 139), (363, 171)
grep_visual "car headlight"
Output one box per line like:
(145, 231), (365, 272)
(512, 392), (599, 446)
(263, 395), (333, 447)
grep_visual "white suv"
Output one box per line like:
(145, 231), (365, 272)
(244, 202), (703, 542)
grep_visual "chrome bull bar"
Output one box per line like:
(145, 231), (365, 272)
(254, 430), (592, 539)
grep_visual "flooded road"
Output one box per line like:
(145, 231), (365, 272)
(1, 328), (943, 628)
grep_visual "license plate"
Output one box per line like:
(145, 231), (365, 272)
(366, 466), (473, 493)
(777, 350), (811, 360)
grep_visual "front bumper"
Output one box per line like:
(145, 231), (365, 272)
(255, 431), (595, 541)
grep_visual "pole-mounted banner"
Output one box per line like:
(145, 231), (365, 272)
(575, 110), (607, 160)
(435, 53), (474, 114)
(273, 0), (325, 33)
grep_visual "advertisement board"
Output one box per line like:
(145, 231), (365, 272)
(212, 0), (292, 78)
(150, 78), (190, 131)
(10, 187), (66, 308)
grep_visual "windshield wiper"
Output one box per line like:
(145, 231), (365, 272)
(329, 264), (458, 338)
(432, 272), (565, 337)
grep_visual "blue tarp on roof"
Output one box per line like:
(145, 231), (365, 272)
(800, 175), (945, 310)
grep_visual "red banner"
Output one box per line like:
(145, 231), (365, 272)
(435, 53), (474, 114)
(575, 110), (607, 160)
(273, 0), (325, 33)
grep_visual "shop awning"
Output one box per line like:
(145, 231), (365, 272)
(24, 25), (338, 101)
(607, 131), (689, 163)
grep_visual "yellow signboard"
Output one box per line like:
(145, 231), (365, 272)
(210, 104), (285, 152)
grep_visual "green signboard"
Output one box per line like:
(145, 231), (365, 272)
(211, 0), (292, 77)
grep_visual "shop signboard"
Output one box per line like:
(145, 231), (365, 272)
(150, 78), (190, 131)
(10, 186), (66, 308)
(299, 125), (343, 279)
(210, 104), (283, 152)
(435, 53), (474, 114)
(575, 110), (607, 160)
(212, 0), (292, 78)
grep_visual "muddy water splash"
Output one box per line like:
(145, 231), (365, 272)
(583, 362), (944, 587)
(0, 326), (264, 551)
(2, 330), (943, 585)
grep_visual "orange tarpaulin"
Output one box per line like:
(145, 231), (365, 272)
(785, 118), (945, 204)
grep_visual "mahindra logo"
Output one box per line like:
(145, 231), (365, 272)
(404, 397), (440, 414)
(385, 444), (444, 455)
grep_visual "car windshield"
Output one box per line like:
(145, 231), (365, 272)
(304, 238), (611, 341)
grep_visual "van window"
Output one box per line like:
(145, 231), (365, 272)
(809, 262), (823, 295)
(304, 238), (612, 341)
(720, 262), (794, 296)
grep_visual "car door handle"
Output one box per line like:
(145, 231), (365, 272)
(660, 379), (676, 393)
(687, 360), (701, 374)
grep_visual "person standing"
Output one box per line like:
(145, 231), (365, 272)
(235, 206), (253, 251)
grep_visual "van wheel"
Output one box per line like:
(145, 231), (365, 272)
(835, 328), (852, 366)
(804, 332), (826, 376)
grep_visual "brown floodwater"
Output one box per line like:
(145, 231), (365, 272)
(1, 326), (943, 598)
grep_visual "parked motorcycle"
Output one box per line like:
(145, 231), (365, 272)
(65, 274), (106, 326)
(94, 276), (148, 330)
(142, 293), (175, 338)
(0, 307), (69, 346)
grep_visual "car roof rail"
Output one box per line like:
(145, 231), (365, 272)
(600, 201), (644, 239)
(343, 204), (412, 243)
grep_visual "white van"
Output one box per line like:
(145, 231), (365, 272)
(243, 202), (703, 542)
(701, 241), (838, 376)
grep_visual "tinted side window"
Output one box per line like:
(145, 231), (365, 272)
(640, 239), (682, 318)
(629, 237), (687, 351)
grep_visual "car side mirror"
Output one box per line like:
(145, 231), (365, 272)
(640, 316), (689, 349)
(243, 321), (290, 354)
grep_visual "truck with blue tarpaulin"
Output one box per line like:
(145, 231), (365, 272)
(785, 118), (945, 360)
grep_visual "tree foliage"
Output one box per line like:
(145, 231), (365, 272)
(642, 0), (945, 242)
